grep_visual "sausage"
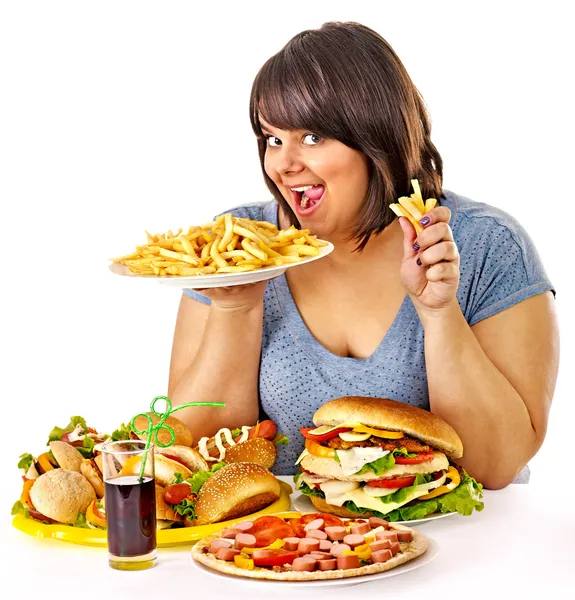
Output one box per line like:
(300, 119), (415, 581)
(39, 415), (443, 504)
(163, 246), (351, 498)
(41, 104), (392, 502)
(343, 534), (365, 548)
(371, 549), (393, 563)
(306, 551), (332, 559)
(319, 539), (333, 551)
(235, 521), (254, 533)
(369, 539), (392, 552)
(350, 522), (372, 536)
(304, 518), (325, 531)
(220, 528), (242, 539)
(298, 538), (320, 554)
(336, 554), (360, 570)
(282, 537), (301, 552)
(369, 517), (389, 529)
(306, 529), (328, 540)
(234, 533), (257, 550)
(215, 547), (241, 561)
(317, 558), (338, 571)
(390, 541), (400, 556)
(376, 531), (398, 543)
(324, 526), (347, 541)
(291, 557), (317, 572)
(395, 530), (413, 542)
(209, 539), (233, 554)
(330, 543), (351, 556)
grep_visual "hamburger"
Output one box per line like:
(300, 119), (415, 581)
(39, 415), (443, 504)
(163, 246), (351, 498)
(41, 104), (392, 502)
(294, 397), (484, 521)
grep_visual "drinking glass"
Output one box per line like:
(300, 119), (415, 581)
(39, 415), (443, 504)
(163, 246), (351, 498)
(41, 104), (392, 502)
(101, 440), (157, 570)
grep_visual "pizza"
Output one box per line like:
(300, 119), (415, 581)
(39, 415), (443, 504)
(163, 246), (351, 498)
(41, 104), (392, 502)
(191, 511), (428, 581)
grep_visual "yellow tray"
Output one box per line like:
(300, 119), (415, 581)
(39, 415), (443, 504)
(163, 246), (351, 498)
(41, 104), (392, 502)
(12, 481), (293, 547)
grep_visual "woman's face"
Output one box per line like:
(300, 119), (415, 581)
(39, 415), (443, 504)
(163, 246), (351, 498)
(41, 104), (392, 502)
(261, 118), (370, 238)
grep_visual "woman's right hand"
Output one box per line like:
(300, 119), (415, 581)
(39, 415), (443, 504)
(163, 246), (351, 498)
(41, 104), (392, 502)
(197, 280), (268, 312)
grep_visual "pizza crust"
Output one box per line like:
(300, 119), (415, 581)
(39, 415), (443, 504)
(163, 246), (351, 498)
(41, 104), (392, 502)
(191, 523), (428, 581)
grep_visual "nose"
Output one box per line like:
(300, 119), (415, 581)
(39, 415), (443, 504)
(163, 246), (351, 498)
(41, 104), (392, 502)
(268, 143), (305, 177)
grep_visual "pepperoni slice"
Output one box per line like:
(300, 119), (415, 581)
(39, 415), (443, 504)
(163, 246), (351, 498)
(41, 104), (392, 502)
(250, 516), (295, 548)
(300, 513), (344, 528)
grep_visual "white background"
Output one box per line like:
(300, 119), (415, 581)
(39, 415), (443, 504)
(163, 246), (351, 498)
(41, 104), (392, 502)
(1, 0), (573, 520)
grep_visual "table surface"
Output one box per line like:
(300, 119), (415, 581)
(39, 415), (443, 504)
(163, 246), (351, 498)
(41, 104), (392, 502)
(2, 478), (574, 599)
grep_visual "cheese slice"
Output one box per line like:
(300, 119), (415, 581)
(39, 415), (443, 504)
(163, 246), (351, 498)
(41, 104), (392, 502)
(295, 448), (310, 465)
(319, 480), (361, 507)
(335, 447), (390, 477)
(343, 473), (447, 515)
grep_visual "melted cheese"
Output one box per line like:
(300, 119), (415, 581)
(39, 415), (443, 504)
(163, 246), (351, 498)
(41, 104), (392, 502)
(335, 447), (390, 477)
(343, 473), (447, 515)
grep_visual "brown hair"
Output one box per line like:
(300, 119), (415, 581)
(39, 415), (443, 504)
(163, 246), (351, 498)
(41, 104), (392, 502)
(249, 21), (443, 249)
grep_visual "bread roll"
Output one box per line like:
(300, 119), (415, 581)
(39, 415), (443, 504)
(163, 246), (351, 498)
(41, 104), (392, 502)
(49, 441), (84, 472)
(192, 462), (280, 525)
(132, 413), (194, 447)
(223, 438), (277, 469)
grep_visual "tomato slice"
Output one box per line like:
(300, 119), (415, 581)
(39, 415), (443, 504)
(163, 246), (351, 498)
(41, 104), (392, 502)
(394, 450), (435, 465)
(300, 512), (344, 528)
(300, 427), (352, 442)
(287, 518), (306, 538)
(250, 516), (295, 547)
(366, 475), (416, 489)
(163, 455), (189, 468)
(251, 549), (299, 567)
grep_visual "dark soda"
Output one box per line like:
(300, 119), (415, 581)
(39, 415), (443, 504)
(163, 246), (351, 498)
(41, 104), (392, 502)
(105, 475), (156, 557)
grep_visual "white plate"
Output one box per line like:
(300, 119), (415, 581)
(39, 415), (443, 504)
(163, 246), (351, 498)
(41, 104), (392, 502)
(292, 494), (457, 526)
(109, 242), (334, 289)
(190, 536), (438, 588)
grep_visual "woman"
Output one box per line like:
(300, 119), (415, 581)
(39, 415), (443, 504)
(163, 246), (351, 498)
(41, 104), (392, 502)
(168, 22), (558, 489)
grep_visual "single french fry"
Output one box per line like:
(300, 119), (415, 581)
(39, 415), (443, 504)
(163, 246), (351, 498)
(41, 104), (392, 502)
(201, 240), (213, 260)
(227, 233), (240, 252)
(158, 248), (201, 266)
(220, 250), (254, 261)
(290, 245), (319, 257)
(210, 236), (228, 269)
(270, 255), (302, 264)
(166, 265), (217, 276)
(218, 213), (234, 252)
(178, 235), (199, 258)
(216, 265), (259, 273)
(241, 237), (267, 261)
(425, 197), (437, 212)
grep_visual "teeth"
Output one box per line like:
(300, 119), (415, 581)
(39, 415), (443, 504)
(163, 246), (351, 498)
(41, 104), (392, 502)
(290, 185), (315, 192)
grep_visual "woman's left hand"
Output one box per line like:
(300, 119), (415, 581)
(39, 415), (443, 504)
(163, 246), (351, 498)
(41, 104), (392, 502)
(398, 206), (460, 312)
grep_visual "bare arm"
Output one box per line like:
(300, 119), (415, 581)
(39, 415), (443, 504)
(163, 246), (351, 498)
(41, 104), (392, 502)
(422, 292), (559, 489)
(168, 282), (267, 441)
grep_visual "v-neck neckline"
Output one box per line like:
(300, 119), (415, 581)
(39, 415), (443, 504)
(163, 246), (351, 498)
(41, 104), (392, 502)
(263, 202), (417, 371)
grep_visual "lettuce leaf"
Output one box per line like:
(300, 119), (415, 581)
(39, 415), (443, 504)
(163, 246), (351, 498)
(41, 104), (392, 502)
(354, 452), (395, 476)
(47, 416), (88, 443)
(18, 453), (34, 471)
(73, 512), (90, 529)
(274, 434), (289, 446)
(11, 501), (29, 517)
(77, 437), (95, 459)
(296, 480), (325, 499)
(172, 461), (226, 494)
(173, 498), (197, 520)
(111, 422), (132, 441)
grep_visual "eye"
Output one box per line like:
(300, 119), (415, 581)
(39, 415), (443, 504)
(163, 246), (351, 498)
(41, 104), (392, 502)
(303, 133), (322, 146)
(266, 136), (281, 147)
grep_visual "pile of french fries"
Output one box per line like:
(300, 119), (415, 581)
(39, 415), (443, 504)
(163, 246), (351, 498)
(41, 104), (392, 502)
(389, 179), (437, 234)
(112, 215), (328, 277)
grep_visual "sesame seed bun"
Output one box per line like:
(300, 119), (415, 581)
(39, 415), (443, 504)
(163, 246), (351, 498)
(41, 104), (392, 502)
(192, 462), (280, 526)
(49, 441), (84, 472)
(30, 469), (96, 524)
(223, 439), (277, 469)
(132, 413), (194, 447)
(313, 397), (463, 459)
(155, 445), (209, 473)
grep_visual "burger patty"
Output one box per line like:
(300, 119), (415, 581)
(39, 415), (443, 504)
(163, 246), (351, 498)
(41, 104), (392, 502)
(326, 435), (431, 453)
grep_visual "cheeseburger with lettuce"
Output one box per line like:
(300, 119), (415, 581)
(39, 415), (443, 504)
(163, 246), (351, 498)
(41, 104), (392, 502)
(294, 397), (484, 521)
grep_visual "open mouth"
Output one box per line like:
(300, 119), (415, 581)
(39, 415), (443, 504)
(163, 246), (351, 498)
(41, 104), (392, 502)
(289, 184), (325, 215)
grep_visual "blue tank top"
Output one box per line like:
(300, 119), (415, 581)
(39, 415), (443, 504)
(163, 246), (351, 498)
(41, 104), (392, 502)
(184, 190), (555, 480)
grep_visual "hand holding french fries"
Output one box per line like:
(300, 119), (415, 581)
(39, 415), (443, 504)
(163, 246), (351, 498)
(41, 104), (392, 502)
(389, 179), (437, 233)
(111, 215), (328, 277)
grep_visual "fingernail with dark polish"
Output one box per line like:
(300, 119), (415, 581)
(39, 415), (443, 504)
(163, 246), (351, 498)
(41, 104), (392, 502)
(417, 258), (422, 266)
(419, 216), (431, 227)
(412, 241), (420, 251)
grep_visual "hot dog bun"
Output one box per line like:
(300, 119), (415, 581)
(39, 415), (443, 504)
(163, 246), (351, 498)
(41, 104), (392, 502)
(29, 469), (96, 524)
(132, 413), (194, 447)
(155, 445), (209, 473)
(155, 484), (184, 523)
(223, 438), (277, 469)
(192, 462), (280, 525)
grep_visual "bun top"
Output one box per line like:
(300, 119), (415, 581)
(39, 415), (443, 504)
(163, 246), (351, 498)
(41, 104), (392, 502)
(49, 441), (84, 472)
(224, 438), (277, 470)
(194, 462), (280, 525)
(133, 413), (193, 447)
(30, 469), (96, 523)
(313, 397), (463, 458)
